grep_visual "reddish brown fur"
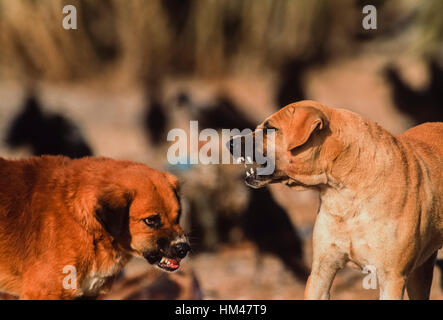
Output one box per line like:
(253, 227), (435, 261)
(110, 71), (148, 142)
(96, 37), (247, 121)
(0, 156), (185, 299)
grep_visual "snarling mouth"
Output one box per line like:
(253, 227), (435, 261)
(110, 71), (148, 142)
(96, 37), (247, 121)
(144, 252), (182, 272)
(157, 257), (181, 272)
(235, 156), (275, 188)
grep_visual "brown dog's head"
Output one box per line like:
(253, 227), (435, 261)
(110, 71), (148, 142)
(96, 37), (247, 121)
(90, 163), (190, 272)
(228, 100), (337, 189)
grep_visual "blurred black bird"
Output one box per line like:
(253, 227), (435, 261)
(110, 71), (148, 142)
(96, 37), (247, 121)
(241, 187), (309, 282)
(277, 58), (309, 108)
(142, 78), (170, 146)
(176, 90), (255, 130)
(144, 89), (254, 146)
(144, 96), (169, 146)
(276, 49), (328, 109)
(384, 59), (443, 124)
(5, 94), (92, 158)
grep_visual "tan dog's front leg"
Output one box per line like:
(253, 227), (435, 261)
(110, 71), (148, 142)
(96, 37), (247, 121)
(305, 263), (339, 299)
(304, 245), (346, 299)
(378, 272), (407, 300)
(305, 212), (347, 300)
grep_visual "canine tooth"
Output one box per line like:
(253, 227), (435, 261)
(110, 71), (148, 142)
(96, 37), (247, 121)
(246, 171), (251, 177)
(250, 168), (254, 174)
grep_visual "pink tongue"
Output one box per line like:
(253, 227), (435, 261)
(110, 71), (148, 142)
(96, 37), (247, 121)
(166, 258), (179, 268)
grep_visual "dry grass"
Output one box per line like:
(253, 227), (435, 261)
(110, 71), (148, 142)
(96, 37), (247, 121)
(0, 0), (354, 82)
(0, 0), (441, 82)
(417, 0), (443, 56)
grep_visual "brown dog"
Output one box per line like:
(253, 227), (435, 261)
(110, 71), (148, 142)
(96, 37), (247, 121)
(229, 100), (443, 299)
(0, 156), (190, 299)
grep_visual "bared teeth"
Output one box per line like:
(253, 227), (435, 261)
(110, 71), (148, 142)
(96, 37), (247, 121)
(160, 257), (171, 265)
(158, 257), (181, 270)
(236, 156), (245, 164)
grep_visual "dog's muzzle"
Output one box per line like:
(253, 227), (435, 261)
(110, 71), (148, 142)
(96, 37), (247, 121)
(143, 238), (191, 272)
(227, 135), (276, 188)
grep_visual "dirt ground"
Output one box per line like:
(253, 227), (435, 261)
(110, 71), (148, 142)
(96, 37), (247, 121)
(189, 242), (443, 300)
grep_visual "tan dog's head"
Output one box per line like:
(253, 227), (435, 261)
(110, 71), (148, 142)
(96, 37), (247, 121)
(228, 100), (338, 189)
(91, 163), (190, 272)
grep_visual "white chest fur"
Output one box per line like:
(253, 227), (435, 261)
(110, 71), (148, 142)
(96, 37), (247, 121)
(81, 272), (110, 296)
(80, 261), (124, 297)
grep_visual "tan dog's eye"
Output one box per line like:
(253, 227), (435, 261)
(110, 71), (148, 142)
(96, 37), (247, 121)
(263, 121), (278, 131)
(266, 126), (278, 132)
(144, 215), (162, 229)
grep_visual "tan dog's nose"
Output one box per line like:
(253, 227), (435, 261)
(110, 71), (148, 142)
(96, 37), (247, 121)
(227, 135), (255, 161)
(227, 136), (238, 155)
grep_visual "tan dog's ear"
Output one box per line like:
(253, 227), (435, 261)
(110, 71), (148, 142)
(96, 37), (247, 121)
(95, 186), (135, 239)
(286, 106), (327, 151)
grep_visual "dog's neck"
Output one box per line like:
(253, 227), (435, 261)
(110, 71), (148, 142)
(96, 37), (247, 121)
(318, 108), (406, 217)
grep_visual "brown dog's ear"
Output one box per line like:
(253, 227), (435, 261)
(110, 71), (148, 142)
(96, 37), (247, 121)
(286, 106), (327, 151)
(164, 172), (179, 191)
(95, 186), (134, 239)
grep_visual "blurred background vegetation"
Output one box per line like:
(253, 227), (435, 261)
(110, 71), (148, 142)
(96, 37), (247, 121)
(0, 0), (441, 83)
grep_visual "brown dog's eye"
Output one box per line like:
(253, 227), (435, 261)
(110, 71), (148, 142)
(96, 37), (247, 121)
(144, 215), (161, 229)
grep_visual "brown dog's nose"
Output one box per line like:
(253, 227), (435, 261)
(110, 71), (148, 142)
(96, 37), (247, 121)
(171, 242), (190, 259)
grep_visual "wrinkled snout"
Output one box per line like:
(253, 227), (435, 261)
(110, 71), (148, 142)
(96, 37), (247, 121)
(227, 131), (277, 188)
(144, 236), (190, 272)
(171, 241), (191, 259)
(156, 236), (191, 259)
(227, 134), (256, 161)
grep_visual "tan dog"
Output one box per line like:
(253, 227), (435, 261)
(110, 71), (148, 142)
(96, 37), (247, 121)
(0, 156), (190, 299)
(228, 100), (443, 299)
